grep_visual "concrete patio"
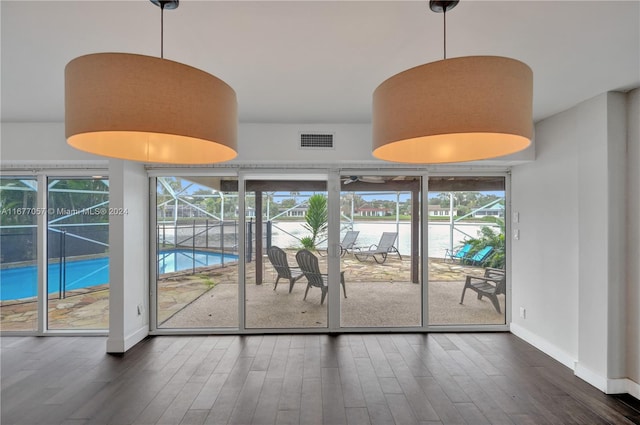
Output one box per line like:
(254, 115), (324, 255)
(159, 253), (506, 329)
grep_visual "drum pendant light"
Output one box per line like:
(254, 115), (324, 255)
(372, 0), (533, 164)
(65, 0), (237, 164)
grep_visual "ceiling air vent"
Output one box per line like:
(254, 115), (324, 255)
(300, 133), (334, 150)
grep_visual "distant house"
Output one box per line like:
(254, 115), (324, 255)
(428, 205), (457, 217)
(355, 206), (389, 217)
(280, 206), (307, 217)
(473, 203), (505, 218)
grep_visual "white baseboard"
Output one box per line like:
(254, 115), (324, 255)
(511, 324), (639, 399)
(106, 325), (148, 353)
(608, 378), (640, 399)
(575, 362), (607, 392)
(510, 323), (576, 370)
(628, 380), (640, 399)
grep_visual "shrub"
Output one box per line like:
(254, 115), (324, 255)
(300, 236), (315, 249)
(466, 223), (505, 269)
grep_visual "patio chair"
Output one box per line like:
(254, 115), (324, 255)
(353, 232), (402, 264)
(295, 249), (346, 304)
(444, 243), (472, 263)
(317, 230), (360, 257)
(460, 267), (505, 313)
(267, 246), (304, 293)
(463, 245), (493, 266)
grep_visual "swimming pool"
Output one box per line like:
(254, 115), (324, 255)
(157, 249), (238, 275)
(0, 249), (238, 301)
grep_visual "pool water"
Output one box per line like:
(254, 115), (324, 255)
(157, 249), (238, 275)
(0, 250), (237, 301)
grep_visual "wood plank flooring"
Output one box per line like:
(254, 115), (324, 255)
(1, 333), (639, 425)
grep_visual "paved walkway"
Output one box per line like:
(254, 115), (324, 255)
(1, 254), (504, 331)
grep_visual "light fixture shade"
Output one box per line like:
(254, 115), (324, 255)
(372, 56), (533, 163)
(65, 53), (237, 164)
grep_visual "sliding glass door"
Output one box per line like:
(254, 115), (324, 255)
(339, 174), (422, 328)
(244, 176), (331, 329)
(154, 176), (239, 329)
(46, 177), (110, 330)
(427, 176), (507, 326)
(0, 177), (38, 331)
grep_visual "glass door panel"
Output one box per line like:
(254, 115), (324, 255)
(47, 177), (109, 330)
(0, 177), (38, 331)
(155, 176), (239, 329)
(427, 176), (507, 325)
(339, 175), (422, 328)
(245, 178), (329, 329)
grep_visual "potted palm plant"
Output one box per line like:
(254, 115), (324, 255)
(301, 194), (328, 249)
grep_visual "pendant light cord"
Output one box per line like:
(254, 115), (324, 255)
(429, 0), (457, 59)
(160, 3), (165, 59)
(443, 8), (447, 59)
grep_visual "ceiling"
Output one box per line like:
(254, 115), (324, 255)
(1, 1), (639, 125)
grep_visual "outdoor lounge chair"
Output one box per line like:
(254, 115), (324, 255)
(267, 246), (304, 293)
(444, 243), (472, 263)
(460, 267), (505, 313)
(318, 230), (360, 257)
(464, 245), (493, 266)
(295, 249), (346, 304)
(353, 232), (402, 264)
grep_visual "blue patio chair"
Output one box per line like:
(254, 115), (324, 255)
(465, 246), (494, 266)
(444, 243), (472, 263)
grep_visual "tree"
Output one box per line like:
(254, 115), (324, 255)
(437, 192), (451, 208)
(0, 179), (37, 226)
(280, 198), (297, 209)
(456, 205), (470, 217)
(262, 192), (279, 219)
(340, 193), (365, 216)
(47, 179), (109, 224)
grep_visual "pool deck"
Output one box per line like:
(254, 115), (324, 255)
(1, 255), (505, 332)
(0, 284), (110, 331)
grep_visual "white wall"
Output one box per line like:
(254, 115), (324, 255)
(627, 88), (640, 387)
(605, 93), (627, 380)
(511, 91), (637, 396)
(0, 122), (107, 165)
(1, 121), (535, 167)
(232, 123), (534, 166)
(575, 94), (615, 383)
(510, 93), (583, 367)
(106, 159), (149, 353)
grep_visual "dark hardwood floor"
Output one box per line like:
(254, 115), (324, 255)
(1, 333), (639, 425)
